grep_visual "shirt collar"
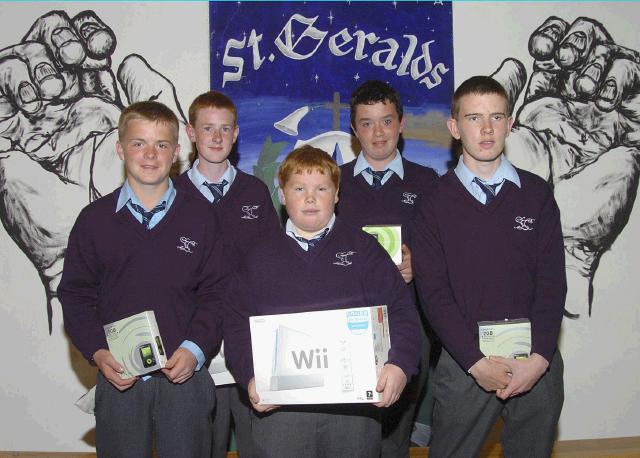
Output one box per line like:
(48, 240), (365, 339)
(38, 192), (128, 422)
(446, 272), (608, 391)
(454, 154), (521, 188)
(353, 151), (404, 180)
(285, 214), (336, 250)
(188, 159), (236, 200)
(116, 179), (176, 213)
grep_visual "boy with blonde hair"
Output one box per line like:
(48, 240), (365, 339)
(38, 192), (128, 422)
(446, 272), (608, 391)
(59, 101), (228, 457)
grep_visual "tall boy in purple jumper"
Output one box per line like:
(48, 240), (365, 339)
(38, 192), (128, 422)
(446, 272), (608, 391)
(337, 80), (439, 456)
(225, 146), (421, 458)
(175, 90), (280, 457)
(413, 76), (565, 457)
(58, 101), (228, 457)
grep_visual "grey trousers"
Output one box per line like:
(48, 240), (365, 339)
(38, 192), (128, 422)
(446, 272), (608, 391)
(381, 319), (431, 458)
(95, 370), (216, 458)
(251, 405), (382, 458)
(429, 350), (564, 458)
(212, 384), (254, 458)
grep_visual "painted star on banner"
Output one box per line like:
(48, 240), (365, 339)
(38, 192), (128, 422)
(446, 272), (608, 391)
(328, 10), (334, 25)
(354, 73), (360, 81)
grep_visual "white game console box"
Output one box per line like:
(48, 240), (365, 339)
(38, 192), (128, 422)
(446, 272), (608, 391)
(103, 311), (167, 378)
(209, 341), (236, 385)
(250, 306), (390, 404)
(362, 225), (402, 265)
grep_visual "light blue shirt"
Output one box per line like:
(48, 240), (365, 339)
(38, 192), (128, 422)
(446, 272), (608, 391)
(454, 155), (521, 204)
(187, 159), (236, 203)
(116, 180), (176, 229)
(353, 151), (404, 186)
(115, 179), (205, 373)
(286, 214), (336, 251)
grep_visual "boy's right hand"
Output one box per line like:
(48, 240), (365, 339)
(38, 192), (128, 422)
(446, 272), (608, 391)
(468, 356), (512, 392)
(93, 349), (138, 391)
(248, 378), (279, 413)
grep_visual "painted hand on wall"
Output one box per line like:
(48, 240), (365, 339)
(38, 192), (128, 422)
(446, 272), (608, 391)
(0, 10), (190, 332)
(492, 17), (640, 317)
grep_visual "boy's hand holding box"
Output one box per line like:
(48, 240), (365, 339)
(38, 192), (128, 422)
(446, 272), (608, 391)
(104, 311), (167, 378)
(250, 306), (390, 404)
(362, 225), (402, 265)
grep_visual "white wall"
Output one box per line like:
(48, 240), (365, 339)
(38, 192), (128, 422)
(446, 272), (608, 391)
(0, 1), (638, 452)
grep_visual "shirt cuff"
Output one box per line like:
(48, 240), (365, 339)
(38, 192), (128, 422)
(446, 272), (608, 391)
(180, 340), (205, 371)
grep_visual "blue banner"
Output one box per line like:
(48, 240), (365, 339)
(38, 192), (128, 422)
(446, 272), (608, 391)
(210, 1), (454, 201)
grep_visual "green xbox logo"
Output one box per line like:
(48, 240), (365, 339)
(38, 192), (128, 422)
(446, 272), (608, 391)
(362, 225), (402, 264)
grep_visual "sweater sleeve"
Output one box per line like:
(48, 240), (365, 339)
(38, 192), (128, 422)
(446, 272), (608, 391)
(186, 212), (230, 359)
(58, 210), (108, 362)
(413, 197), (484, 372)
(362, 235), (421, 378)
(222, 268), (255, 389)
(530, 187), (566, 362)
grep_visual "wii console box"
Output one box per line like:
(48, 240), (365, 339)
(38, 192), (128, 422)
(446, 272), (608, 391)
(478, 318), (531, 359)
(362, 225), (402, 265)
(209, 341), (236, 386)
(250, 306), (390, 404)
(103, 311), (167, 378)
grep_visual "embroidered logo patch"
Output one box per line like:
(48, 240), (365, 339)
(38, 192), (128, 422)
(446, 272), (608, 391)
(241, 205), (259, 219)
(514, 216), (535, 231)
(177, 236), (197, 253)
(401, 192), (417, 204)
(333, 251), (356, 266)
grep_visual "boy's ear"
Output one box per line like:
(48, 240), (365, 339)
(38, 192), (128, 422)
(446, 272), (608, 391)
(116, 141), (124, 160)
(334, 187), (339, 204)
(447, 118), (460, 140)
(233, 125), (239, 144)
(186, 124), (196, 143)
(173, 143), (181, 163)
(278, 188), (286, 205)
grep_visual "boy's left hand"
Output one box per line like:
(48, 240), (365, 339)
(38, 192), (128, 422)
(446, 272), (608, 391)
(492, 353), (549, 400)
(398, 244), (413, 283)
(162, 348), (197, 384)
(374, 363), (407, 408)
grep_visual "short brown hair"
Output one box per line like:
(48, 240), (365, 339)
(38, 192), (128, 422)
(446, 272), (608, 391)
(350, 80), (403, 127)
(450, 76), (509, 118)
(188, 91), (237, 126)
(278, 145), (340, 190)
(118, 101), (179, 142)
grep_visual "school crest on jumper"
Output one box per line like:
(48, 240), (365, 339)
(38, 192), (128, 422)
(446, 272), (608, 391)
(401, 192), (417, 205)
(177, 236), (197, 253)
(514, 216), (535, 231)
(333, 251), (356, 266)
(241, 205), (260, 219)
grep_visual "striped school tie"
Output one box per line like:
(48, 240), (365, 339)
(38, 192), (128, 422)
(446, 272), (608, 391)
(365, 168), (387, 190)
(204, 179), (228, 204)
(473, 177), (503, 205)
(293, 227), (330, 251)
(129, 201), (167, 229)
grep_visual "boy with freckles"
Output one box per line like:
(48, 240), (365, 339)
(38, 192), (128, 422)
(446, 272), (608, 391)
(58, 101), (228, 457)
(224, 145), (421, 457)
(413, 76), (566, 457)
(175, 90), (280, 458)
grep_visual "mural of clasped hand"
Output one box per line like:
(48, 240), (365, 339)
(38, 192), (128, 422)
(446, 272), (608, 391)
(491, 16), (640, 317)
(0, 10), (191, 333)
